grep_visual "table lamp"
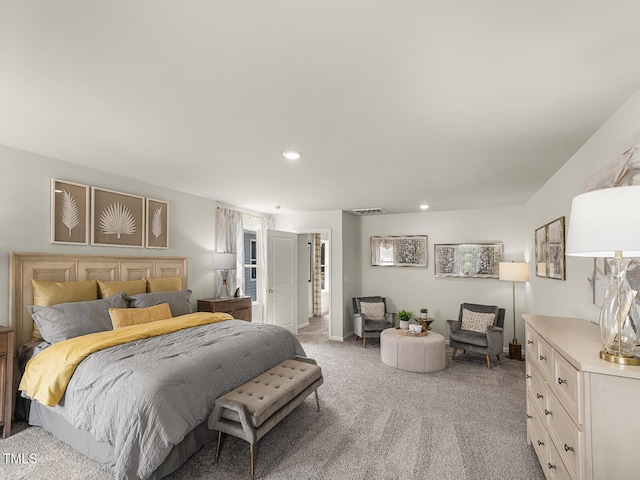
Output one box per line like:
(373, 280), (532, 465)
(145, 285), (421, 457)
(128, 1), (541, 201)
(499, 261), (529, 361)
(212, 252), (237, 300)
(566, 186), (640, 365)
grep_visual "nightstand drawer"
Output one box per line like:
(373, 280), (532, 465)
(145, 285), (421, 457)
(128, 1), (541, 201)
(197, 297), (252, 322)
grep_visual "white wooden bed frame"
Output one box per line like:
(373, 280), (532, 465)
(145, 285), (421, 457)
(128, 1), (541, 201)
(9, 251), (188, 349)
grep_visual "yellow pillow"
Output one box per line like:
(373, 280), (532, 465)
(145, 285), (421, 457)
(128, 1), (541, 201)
(109, 303), (173, 329)
(145, 276), (182, 293)
(31, 279), (98, 341)
(98, 279), (147, 298)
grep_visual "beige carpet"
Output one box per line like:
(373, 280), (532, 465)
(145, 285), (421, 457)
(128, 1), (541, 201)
(0, 317), (544, 480)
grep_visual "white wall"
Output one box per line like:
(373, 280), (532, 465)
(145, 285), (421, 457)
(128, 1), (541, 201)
(525, 87), (640, 324)
(356, 206), (527, 345)
(0, 145), (218, 327)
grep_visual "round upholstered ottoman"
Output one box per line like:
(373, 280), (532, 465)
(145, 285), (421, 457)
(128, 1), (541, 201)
(380, 328), (446, 373)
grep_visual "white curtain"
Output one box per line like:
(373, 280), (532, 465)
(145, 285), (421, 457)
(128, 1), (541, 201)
(216, 208), (244, 298)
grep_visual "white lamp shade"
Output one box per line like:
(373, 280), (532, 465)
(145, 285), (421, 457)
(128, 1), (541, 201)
(212, 252), (237, 270)
(566, 186), (640, 257)
(499, 262), (529, 282)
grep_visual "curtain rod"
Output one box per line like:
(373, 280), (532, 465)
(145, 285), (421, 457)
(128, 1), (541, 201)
(217, 206), (263, 219)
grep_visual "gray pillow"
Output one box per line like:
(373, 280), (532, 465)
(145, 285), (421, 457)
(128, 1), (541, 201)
(127, 290), (193, 317)
(27, 292), (126, 344)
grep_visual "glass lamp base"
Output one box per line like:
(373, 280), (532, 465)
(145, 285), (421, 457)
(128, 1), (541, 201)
(599, 350), (640, 366)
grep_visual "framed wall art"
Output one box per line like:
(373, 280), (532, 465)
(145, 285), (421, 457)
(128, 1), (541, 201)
(434, 243), (503, 278)
(146, 198), (169, 249)
(535, 216), (566, 280)
(51, 179), (89, 245)
(371, 235), (428, 267)
(91, 187), (145, 248)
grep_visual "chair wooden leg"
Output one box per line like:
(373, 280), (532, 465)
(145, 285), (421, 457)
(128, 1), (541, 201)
(315, 390), (320, 411)
(215, 431), (223, 464)
(451, 348), (457, 360)
(486, 354), (491, 369)
(363, 337), (367, 348)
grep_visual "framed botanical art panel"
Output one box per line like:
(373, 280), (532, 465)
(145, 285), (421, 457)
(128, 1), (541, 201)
(535, 216), (566, 280)
(434, 243), (503, 278)
(146, 198), (169, 249)
(371, 235), (428, 267)
(91, 187), (145, 248)
(51, 179), (89, 245)
(535, 225), (547, 277)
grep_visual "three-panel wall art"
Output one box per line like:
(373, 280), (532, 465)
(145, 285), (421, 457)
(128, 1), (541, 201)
(50, 179), (169, 249)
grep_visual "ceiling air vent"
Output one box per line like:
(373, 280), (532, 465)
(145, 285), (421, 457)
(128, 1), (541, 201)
(352, 207), (386, 215)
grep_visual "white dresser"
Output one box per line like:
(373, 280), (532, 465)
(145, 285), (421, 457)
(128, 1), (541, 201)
(524, 314), (640, 480)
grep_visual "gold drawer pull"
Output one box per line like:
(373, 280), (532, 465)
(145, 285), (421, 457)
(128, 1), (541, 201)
(558, 377), (567, 385)
(539, 355), (546, 361)
(544, 409), (552, 416)
(536, 393), (544, 399)
(548, 463), (556, 470)
(564, 444), (574, 452)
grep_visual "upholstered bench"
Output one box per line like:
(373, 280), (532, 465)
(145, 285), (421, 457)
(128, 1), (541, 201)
(208, 356), (323, 479)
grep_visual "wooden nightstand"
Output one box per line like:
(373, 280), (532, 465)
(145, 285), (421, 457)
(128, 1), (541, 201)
(0, 326), (14, 438)
(197, 297), (252, 322)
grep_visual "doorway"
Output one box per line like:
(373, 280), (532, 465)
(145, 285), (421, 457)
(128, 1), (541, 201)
(296, 231), (330, 339)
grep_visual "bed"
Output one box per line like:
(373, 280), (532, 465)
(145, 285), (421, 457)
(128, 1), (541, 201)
(10, 252), (305, 480)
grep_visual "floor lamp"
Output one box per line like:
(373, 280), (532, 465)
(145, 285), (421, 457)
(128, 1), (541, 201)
(213, 252), (237, 300)
(499, 261), (529, 361)
(566, 186), (640, 365)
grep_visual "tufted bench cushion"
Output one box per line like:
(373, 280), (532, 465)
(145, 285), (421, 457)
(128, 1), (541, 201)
(208, 356), (323, 479)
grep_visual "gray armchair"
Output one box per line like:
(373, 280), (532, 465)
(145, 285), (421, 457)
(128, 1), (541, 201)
(353, 296), (395, 348)
(447, 303), (505, 368)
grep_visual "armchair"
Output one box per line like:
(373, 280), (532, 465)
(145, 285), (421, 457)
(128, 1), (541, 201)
(352, 296), (395, 348)
(447, 303), (505, 368)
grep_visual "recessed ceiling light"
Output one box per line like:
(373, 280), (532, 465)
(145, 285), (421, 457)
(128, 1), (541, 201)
(283, 151), (301, 161)
(420, 204), (430, 210)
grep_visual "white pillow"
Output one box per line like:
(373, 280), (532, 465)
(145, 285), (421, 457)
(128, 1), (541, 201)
(461, 308), (495, 333)
(359, 301), (386, 320)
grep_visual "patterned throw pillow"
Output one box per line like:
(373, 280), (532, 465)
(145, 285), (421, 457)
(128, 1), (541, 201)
(359, 301), (385, 320)
(461, 308), (495, 333)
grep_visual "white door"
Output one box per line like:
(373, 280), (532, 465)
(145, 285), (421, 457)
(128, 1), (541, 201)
(267, 229), (298, 333)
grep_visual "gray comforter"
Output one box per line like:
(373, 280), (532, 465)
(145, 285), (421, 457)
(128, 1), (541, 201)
(42, 319), (305, 479)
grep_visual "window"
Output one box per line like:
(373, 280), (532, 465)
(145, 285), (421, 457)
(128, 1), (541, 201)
(243, 230), (258, 301)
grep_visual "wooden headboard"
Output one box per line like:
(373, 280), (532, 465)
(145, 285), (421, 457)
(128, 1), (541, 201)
(9, 252), (188, 348)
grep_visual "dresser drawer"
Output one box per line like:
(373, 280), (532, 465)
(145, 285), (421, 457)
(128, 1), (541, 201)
(527, 400), (548, 469)
(536, 337), (554, 383)
(547, 391), (582, 479)
(552, 351), (581, 426)
(547, 437), (575, 480)
(527, 361), (547, 415)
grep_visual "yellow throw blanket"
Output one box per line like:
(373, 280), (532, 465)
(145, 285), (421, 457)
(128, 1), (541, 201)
(20, 311), (233, 407)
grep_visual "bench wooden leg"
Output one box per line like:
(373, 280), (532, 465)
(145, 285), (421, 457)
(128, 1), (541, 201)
(250, 443), (255, 480)
(215, 430), (223, 464)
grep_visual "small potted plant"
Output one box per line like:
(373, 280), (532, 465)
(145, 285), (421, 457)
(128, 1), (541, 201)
(419, 308), (429, 319)
(397, 310), (413, 330)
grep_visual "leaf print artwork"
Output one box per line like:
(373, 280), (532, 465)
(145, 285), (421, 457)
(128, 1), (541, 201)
(151, 207), (163, 240)
(99, 202), (136, 238)
(60, 190), (80, 236)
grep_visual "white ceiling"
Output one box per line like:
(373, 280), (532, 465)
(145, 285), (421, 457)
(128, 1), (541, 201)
(2, 1), (640, 215)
